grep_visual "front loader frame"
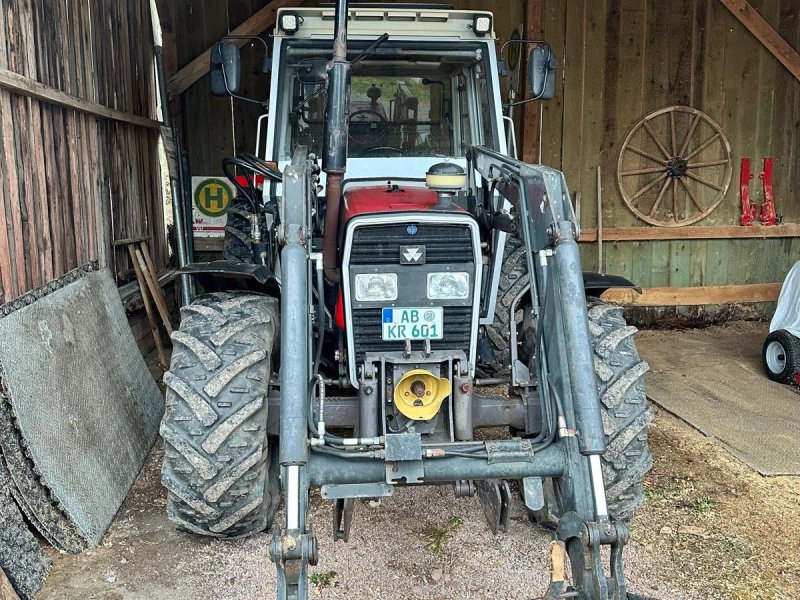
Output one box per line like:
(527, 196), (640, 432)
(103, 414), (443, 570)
(268, 145), (631, 600)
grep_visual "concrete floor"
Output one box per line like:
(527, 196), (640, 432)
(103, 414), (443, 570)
(38, 322), (788, 600)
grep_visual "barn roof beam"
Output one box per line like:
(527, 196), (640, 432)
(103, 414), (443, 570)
(166, 0), (305, 99)
(719, 0), (800, 83)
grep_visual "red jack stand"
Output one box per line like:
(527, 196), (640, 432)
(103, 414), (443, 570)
(739, 158), (757, 226)
(759, 157), (777, 226)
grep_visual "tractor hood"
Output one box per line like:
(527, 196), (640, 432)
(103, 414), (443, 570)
(342, 184), (468, 223)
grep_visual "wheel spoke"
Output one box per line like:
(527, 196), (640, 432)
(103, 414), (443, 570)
(631, 172), (668, 201)
(687, 159), (729, 169)
(669, 111), (678, 156)
(686, 170), (723, 191)
(642, 120), (672, 159)
(684, 132), (721, 162)
(680, 177), (704, 212)
(672, 178), (679, 222)
(625, 145), (667, 165)
(621, 165), (667, 176)
(678, 113), (700, 157)
(648, 177), (671, 216)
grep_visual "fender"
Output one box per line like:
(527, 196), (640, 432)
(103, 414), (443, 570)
(582, 272), (641, 297)
(179, 260), (278, 292)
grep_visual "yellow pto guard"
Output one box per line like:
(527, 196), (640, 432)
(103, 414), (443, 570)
(393, 369), (452, 421)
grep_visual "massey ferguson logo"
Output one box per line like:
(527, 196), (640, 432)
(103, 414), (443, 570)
(400, 245), (426, 264)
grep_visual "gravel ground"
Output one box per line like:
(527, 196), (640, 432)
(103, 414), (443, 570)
(38, 439), (683, 600)
(38, 322), (800, 599)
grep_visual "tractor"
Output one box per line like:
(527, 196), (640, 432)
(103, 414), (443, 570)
(161, 3), (652, 599)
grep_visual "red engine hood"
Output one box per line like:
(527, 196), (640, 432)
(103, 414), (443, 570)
(342, 185), (466, 222)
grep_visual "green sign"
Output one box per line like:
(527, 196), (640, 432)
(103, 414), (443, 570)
(194, 178), (232, 217)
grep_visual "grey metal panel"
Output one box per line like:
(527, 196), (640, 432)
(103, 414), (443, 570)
(0, 269), (164, 548)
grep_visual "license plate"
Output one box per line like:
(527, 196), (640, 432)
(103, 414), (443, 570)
(382, 307), (443, 341)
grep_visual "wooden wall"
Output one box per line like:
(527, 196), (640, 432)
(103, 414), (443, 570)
(0, 0), (167, 304)
(539, 0), (800, 301)
(171, 0), (526, 175)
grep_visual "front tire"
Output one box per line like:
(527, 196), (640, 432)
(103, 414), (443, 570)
(160, 292), (280, 537)
(530, 299), (653, 524)
(763, 329), (800, 383)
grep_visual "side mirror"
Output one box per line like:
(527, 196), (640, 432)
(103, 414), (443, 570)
(296, 58), (328, 86)
(528, 46), (557, 100)
(210, 42), (242, 96)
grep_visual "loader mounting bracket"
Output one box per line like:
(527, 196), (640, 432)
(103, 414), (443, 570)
(554, 512), (630, 600)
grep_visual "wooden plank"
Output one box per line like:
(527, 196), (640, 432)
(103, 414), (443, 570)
(128, 244), (168, 367)
(602, 282), (782, 306)
(719, 0), (800, 82)
(134, 246), (173, 335)
(521, 0), (542, 163)
(578, 223), (800, 241)
(0, 67), (161, 129)
(166, 0), (303, 98)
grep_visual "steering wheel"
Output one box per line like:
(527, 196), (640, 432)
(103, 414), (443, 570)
(359, 146), (406, 157)
(349, 109), (389, 146)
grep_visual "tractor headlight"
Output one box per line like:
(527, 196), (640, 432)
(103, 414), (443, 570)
(427, 272), (470, 300)
(355, 273), (398, 302)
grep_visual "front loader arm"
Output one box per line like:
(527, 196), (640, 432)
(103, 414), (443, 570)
(469, 145), (629, 600)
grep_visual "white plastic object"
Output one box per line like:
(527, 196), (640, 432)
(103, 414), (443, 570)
(770, 260), (800, 338)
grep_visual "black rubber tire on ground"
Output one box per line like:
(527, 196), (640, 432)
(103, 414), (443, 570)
(762, 329), (800, 383)
(160, 291), (280, 538)
(531, 298), (653, 524)
(223, 197), (264, 263)
(484, 237), (531, 373)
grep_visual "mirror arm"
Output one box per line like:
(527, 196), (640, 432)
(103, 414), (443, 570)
(215, 37), (270, 109)
(498, 38), (551, 60)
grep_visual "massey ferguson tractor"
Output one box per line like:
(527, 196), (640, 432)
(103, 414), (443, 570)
(161, 3), (652, 599)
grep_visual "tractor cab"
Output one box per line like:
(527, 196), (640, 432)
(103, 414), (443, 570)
(266, 7), (502, 176)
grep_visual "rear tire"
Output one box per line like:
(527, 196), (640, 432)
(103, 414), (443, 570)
(530, 298), (652, 524)
(763, 329), (800, 383)
(160, 292), (280, 537)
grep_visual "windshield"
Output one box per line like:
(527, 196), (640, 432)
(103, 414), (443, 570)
(273, 42), (498, 161)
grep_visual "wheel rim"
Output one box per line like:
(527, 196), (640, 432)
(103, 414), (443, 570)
(765, 340), (787, 374)
(617, 106), (732, 227)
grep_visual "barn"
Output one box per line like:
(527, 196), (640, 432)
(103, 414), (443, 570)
(0, 1), (798, 598)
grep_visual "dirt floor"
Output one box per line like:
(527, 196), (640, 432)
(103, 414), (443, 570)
(37, 323), (800, 600)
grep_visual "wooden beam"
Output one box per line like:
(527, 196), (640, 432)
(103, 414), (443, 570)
(718, 0), (800, 82)
(166, 0), (304, 99)
(0, 67), (161, 129)
(521, 0), (543, 162)
(602, 283), (781, 306)
(578, 223), (800, 242)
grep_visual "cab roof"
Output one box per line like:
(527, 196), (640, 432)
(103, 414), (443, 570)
(275, 6), (496, 40)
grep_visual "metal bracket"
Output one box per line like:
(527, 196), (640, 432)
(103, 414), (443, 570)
(333, 498), (354, 542)
(521, 476), (545, 511)
(475, 479), (511, 534)
(485, 439), (535, 464)
(321, 483), (394, 500)
(554, 511), (630, 600)
(268, 527), (318, 599)
(385, 432), (424, 484)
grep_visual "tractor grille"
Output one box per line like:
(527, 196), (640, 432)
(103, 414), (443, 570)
(349, 224), (474, 265)
(350, 306), (473, 365)
(346, 220), (478, 370)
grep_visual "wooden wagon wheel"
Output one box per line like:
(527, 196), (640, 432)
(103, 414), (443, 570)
(616, 106), (732, 227)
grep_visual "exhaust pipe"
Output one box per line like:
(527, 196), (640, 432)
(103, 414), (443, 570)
(321, 0), (351, 283)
